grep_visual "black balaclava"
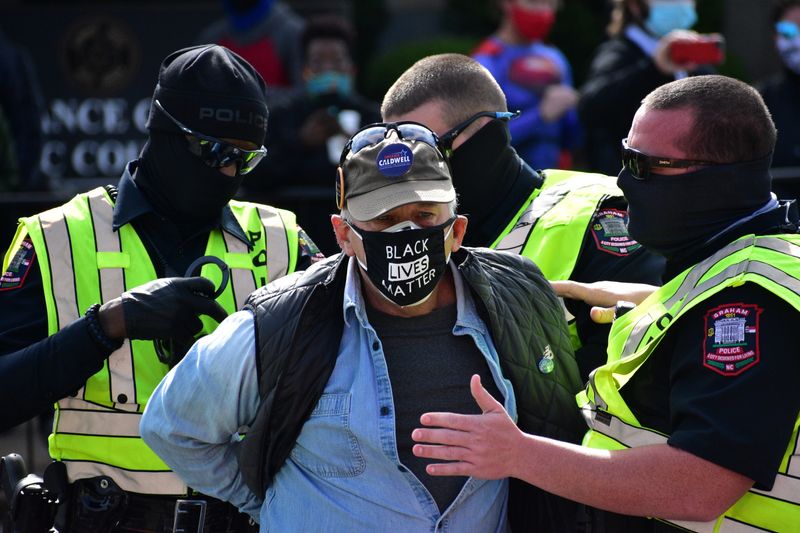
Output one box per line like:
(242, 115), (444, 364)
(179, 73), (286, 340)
(618, 154), (773, 261)
(447, 119), (528, 246)
(136, 44), (269, 225)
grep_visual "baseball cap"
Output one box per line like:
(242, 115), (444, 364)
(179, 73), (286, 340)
(340, 129), (455, 221)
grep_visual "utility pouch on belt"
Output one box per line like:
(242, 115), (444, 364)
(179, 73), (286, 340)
(1, 454), (59, 533)
(65, 476), (128, 532)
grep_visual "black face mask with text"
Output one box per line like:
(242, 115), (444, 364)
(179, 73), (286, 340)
(617, 155), (773, 260)
(349, 218), (455, 308)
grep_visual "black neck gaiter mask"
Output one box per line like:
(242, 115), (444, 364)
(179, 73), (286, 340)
(618, 154), (773, 261)
(136, 130), (244, 225)
(448, 120), (520, 229)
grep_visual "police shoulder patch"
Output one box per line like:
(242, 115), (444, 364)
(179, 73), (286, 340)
(0, 237), (36, 291)
(590, 208), (641, 256)
(298, 229), (325, 264)
(703, 302), (763, 376)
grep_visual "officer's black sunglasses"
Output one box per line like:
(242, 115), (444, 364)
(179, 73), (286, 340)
(154, 99), (267, 176)
(439, 110), (521, 156)
(621, 138), (712, 180)
(339, 121), (445, 166)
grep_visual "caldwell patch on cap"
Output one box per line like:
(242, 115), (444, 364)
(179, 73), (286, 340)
(376, 144), (413, 177)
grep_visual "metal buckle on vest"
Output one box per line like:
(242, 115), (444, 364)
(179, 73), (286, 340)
(173, 499), (207, 533)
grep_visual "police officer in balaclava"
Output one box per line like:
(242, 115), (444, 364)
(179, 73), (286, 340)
(0, 45), (320, 530)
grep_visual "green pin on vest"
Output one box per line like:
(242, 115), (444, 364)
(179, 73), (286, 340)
(538, 344), (555, 374)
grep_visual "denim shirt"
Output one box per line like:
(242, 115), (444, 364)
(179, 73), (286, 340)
(141, 257), (517, 532)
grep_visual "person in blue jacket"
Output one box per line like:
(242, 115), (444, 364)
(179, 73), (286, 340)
(473, 0), (581, 170)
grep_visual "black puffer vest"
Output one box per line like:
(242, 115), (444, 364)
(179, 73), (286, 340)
(238, 248), (586, 530)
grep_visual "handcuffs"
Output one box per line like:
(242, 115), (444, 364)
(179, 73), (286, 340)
(154, 256), (230, 367)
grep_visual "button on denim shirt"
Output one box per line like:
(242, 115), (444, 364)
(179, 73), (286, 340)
(141, 257), (517, 532)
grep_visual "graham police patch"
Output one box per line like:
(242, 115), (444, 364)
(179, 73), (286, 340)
(703, 303), (762, 376)
(591, 208), (641, 256)
(0, 237), (35, 291)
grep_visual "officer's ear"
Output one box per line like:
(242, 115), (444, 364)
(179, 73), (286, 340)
(331, 215), (356, 257)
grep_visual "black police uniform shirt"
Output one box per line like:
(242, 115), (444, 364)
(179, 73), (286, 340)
(567, 194), (666, 379)
(0, 164), (323, 431)
(601, 206), (800, 532)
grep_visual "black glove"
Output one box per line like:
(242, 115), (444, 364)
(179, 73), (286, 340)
(121, 277), (228, 342)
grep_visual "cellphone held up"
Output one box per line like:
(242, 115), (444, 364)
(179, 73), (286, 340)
(669, 34), (726, 66)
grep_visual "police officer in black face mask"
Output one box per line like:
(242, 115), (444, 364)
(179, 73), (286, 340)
(381, 53), (666, 386)
(405, 75), (800, 532)
(0, 44), (322, 531)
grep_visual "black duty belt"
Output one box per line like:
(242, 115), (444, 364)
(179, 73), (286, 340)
(63, 476), (255, 533)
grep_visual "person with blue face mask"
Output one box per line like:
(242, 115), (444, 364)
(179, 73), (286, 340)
(579, 0), (717, 176)
(757, 0), (800, 175)
(249, 14), (380, 255)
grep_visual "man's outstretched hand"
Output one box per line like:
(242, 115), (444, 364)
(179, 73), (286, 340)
(411, 374), (523, 480)
(551, 280), (658, 323)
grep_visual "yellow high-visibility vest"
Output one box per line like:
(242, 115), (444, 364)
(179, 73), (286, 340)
(6, 186), (299, 494)
(493, 169), (629, 348)
(578, 234), (800, 532)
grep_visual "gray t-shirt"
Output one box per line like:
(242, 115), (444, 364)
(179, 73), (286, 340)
(366, 302), (503, 514)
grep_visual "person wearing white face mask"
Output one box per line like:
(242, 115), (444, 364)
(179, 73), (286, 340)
(757, 0), (800, 171)
(141, 122), (587, 531)
(579, 0), (716, 176)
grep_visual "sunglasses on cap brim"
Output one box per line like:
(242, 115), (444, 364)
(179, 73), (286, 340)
(154, 99), (267, 176)
(621, 138), (712, 180)
(338, 121), (445, 167)
(335, 121), (446, 210)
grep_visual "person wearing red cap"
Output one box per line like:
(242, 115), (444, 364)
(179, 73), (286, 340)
(0, 44), (322, 531)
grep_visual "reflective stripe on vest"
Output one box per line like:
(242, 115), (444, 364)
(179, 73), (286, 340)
(578, 234), (800, 531)
(493, 170), (623, 347)
(23, 187), (299, 494)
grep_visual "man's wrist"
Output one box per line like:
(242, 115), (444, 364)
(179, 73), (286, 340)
(98, 298), (126, 340)
(85, 303), (124, 353)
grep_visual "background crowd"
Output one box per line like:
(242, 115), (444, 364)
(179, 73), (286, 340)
(0, 0), (798, 255)
(0, 0), (799, 529)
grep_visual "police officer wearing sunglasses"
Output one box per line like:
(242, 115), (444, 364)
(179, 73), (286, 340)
(409, 75), (800, 532)
(0, 45), (322, 531)
(141, 122), (585, 531)
(381, 55), (665, 396)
